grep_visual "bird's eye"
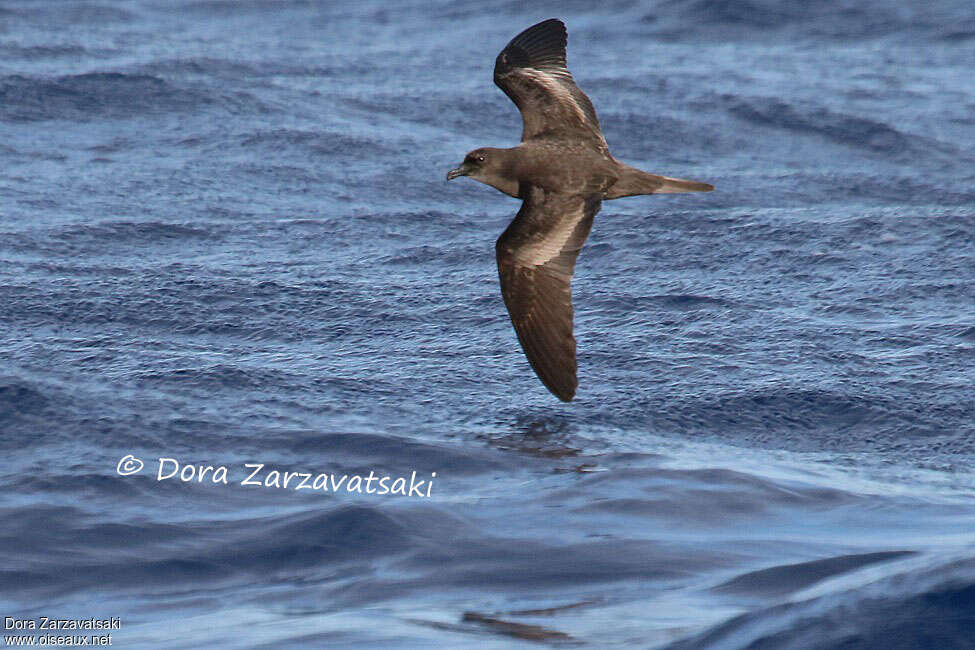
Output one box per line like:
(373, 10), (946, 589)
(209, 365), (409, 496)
(476, 155), (486, 162)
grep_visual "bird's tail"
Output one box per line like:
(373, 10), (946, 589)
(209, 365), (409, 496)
(606, 164), (713, 199)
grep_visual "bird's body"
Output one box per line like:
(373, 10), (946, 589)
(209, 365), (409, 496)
(447, 19), (713, 402)
(466, 141), (617, 197)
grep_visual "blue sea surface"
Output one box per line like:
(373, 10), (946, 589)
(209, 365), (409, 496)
(2, 1), (974, 648)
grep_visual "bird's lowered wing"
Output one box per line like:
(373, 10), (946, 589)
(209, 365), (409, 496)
(495, 186), (602, 401)
(494, 18), (608, 153)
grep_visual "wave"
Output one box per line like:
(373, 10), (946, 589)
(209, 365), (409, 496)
(0, 377), (90, 449)
(0, 73), (264, 122)
(713, 551), (916, 598)
(131, 364), (305, 392)
(2, 4), (136, 26)
(1, 501), (417, 600)
(1, 220), (217, 256)
(0, 45), (92, 60)
(667, 553), (975, 649)
(643, 0), (975, 42)
(0, 377), (51, 423)
(727, 96), (946, 157)
(239, 129), (393, 158)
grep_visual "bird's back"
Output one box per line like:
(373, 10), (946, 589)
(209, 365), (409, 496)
(510, 138), (618, 197)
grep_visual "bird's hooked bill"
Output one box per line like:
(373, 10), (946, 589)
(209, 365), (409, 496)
(446, 166), (467, 181)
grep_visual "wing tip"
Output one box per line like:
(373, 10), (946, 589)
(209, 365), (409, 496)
(516, 18), (566, 44)
(553, 386), (576, 402)
(497, 18), (567, 73)
(533, 350), (579, 403)
(524, 344), (579, 403)
(535, 369), (576, 402)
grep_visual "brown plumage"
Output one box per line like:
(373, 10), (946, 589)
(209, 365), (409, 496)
(447, 18), (714, 402)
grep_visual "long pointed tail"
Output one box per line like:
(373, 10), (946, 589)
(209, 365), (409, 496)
(606, 164), (713, 199)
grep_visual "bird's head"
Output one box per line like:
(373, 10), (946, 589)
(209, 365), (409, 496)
(446, 148), (497, 182)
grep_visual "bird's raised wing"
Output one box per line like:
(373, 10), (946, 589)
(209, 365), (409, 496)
(495, 185), (602, 401)
(494, 18), (608, 153)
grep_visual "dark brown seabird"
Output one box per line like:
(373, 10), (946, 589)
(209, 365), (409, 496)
(447, 18), (713, 402)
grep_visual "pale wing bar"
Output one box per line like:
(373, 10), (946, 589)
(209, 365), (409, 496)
(495, 190), (602, 401)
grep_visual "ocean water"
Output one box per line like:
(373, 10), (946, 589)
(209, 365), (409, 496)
(2, 0), (974, 647)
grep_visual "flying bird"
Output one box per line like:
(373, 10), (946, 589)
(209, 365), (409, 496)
(447, 18), (713, 402)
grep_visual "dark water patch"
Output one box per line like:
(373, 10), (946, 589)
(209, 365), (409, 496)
(234, 162), (326, 186)
(16, 471), (145, 501)
(3, 504), (418, 598)
(2, 515), (193, 559)
(874, 276), (975, 307)
(59, 220), (215, 245)
(565, 467), (858, 519)
(637, 382), (975, 454)
(0, 267), (410, 345)
(728, 97), (915, 154)
(587, 293), (735, 312)
(20, 261), (138, 277)
(381, 245), (444, 266)
(343, 93), (512, 137)
(497, 0), (636, 12)
(674, 388), (894, 441)
(2, 4), (137, 26)
(48, 4), (137, 24)
(941, 27), (975, 41)
(646, 294), (732, 310)
(816, 301), (886, 320)
(0, 73), (267, 122)
(131, 364), (304, 392)
(7, 558), (236, 599)
(0, 377), (50, 417)
(240, 129), (393, 158)
(379, 243), (481, 268)
(0, 144), (67, 163)
(667, 555), (975, 650)
(134, 57), (263, 80)
(737, 170), (973, 207)
(250, 631), (375, 649)
(599, 111), (732, 161)
(661, 0), (814, 29)
(278, 431), (513, 476)
(476, 429), (583, 461)
(407, 538), (735, 590)
(714, 551), (917, 598)
(207, 506), (415, 570)
(0, 376), (80, 446)
(0, 45), (92, 60)
(173, 0), (321, 14)
(364, 210), (479, 231)
(86, 137), (136, 154)
(645, 0), (973, 41)
(0, 73), (208, 122)
(135, 56), (359, 81)
(4, 221), (217, 256)
(0, 506), (85, 560)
